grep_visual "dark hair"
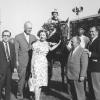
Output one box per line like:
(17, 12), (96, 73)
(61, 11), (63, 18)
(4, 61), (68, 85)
(95, 26), (100, 32)
(37, 30), (49, 38)
(90, 26), (100, 32)
(2, 30), (11, 36)
(79, 27), (85, 31)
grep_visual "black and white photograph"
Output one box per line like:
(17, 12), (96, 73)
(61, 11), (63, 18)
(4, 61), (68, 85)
(0, 0), (100, 100)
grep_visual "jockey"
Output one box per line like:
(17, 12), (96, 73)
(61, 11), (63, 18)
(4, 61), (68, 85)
(48, 9), (61, 24)
(43, 9), (62, 43)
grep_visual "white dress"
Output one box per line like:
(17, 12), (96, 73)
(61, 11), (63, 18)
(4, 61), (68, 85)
(31, 40), (49, 87)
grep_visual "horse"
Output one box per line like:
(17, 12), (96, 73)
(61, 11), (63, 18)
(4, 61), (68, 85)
(42, 20), (70, 85)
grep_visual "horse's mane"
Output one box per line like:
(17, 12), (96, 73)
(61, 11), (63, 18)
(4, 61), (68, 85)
(42, 21), (69, 43)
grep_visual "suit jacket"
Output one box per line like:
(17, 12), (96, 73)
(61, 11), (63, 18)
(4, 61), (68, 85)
(0, 41), (16, 75)
(88, 37), (100, 72)
(67, 46), (88, 80)
(15, 33), (37, 70)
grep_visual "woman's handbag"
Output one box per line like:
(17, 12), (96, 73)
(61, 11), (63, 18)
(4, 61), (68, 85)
(28, 73), (36, 92)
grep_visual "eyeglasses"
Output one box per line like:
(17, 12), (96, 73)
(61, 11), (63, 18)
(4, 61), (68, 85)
(3, 35), (10, 37)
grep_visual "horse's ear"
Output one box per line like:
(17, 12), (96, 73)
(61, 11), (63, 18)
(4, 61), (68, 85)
(66, 17), (69, 23)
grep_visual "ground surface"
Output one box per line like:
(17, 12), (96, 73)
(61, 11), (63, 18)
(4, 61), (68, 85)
(10, 61), (70, 100)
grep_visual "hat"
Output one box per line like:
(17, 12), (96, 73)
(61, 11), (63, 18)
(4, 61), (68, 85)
(52, 9), (58, 15)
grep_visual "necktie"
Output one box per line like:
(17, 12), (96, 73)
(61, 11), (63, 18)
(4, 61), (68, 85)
(70, 49), (74, 57)
(5, 43), (10, 62)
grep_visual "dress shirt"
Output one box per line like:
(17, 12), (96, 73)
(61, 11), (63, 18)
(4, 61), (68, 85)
(24, 32), (29, 43)
(80, 35), (86, 48)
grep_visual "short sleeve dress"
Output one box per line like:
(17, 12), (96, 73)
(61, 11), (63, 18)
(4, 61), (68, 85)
(31, 40), (49, 87)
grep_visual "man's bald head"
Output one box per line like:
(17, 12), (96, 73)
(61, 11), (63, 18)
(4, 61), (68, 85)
(24, 21), (32, 35)
(71, 36), (81, 49)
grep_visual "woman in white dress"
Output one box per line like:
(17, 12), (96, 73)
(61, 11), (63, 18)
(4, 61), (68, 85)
(30, 30), (61, 100)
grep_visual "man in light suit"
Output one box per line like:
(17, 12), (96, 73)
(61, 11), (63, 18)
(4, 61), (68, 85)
(15, 21), (37, 99)
(66, 36), (88, 100)
(87, 26), (100, 100)
(0, 30), (16, 100)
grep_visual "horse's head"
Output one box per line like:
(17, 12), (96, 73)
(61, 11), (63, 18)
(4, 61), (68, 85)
(42, 22), (58, 38)
(58, 19), (69, 44)
(42, 19), (69, 44)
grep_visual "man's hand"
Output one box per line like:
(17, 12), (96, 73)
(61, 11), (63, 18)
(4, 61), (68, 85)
(84, 49), (91, 57)
(66, 40), (72, 51)
(14, 68), (17, 73)
(89, 52), (91, 57)
(79, 76), (85, 82)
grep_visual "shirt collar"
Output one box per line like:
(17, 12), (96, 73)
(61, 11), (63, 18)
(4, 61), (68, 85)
(80, 34), (84, 37)
(24, 32), (29, 37)
(92, 36), (98, 42)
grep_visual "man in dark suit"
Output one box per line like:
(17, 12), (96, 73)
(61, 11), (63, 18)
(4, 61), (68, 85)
(88, 26), (100, 100)
(66, 36), (88, 100)
(0, 30), (16, 100)
(15, 21), (37, 99)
